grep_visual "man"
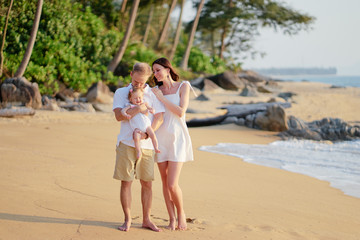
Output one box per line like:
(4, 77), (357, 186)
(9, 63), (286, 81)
(113, 62), (164, 232)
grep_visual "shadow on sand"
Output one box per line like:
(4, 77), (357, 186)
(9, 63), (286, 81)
(0, 212), (119, 230)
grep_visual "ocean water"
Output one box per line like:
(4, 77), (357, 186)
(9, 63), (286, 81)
(272, 75), (360, 88)
(199, 140), (360, 198)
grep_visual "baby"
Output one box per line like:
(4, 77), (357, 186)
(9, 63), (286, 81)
(121, 87), (160, 159)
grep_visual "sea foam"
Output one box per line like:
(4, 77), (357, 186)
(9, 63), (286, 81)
(199, 140), (360, 198)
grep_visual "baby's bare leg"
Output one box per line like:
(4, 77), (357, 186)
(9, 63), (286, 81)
(133, 129), (142, 160)
(146, 127), (160, 153)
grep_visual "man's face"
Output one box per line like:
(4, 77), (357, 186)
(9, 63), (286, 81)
(130, 72), (148, 88)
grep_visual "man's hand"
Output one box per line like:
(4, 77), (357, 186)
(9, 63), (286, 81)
(121, 106), (131, 120)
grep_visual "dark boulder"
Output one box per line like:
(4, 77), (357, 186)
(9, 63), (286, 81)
(0, 77), (42, 109)
(86, 81), (113, 104)
(254, 105), (288, 132)
(207, 71), (246, 90)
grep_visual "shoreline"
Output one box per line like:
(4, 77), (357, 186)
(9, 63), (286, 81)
(199, 138), (360, 199)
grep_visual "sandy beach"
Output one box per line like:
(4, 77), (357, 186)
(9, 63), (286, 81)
(1, 81), (360, 239)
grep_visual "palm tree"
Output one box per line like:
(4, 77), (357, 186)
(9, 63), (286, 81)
(0, 0), (14, 77)
(107, 0), (140, 73)
(180, 0), (204, 70)
(120, 0), (128, 13)
(156, 0), (177, 49)
(142, 5), (154, 45)
(169, 0), (185, 60)
(14, 0), (43, 78)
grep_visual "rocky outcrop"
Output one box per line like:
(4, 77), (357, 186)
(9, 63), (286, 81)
(203, 79), (224, 93)
(221, 102), (291, 118)
(195, 93), (210, 101)
(187, 102), (291, 132)
(206, 71), (246, 90)
(240, 85), (259, 97)
(279, 116), (360, 141)
(238, 70), (269, 86)
(190, 70), (280, 94)
(0, 77), (42, 109)
(278, 92), (296, 101)
(187, 101), (360, 141)
(86, 81), (114, 104)
(0, 107), (36, 117)
(59, 102), (96, 112)
(254, 105), (288, 131)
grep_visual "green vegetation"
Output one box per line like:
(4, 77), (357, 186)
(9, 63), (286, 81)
(0, 0), (314, 95)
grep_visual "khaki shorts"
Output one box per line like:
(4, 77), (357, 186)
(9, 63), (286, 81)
(113, 142), (155, 181)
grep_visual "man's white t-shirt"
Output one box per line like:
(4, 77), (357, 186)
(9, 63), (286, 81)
(113, 84), (165, 149)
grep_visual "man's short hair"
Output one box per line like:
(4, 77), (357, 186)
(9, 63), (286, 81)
(133, 62), (152, 76)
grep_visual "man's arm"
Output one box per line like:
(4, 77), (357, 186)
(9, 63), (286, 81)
(113, 104), (147, 122)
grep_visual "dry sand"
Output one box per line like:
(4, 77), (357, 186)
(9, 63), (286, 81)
(1, 81), (360, 239)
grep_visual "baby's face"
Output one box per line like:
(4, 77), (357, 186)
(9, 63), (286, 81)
(130, 91), (143, 105)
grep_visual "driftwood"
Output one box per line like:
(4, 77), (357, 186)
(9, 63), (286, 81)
(221, 102), (291, 118)
(0, 107), (35, 117)
(186, 102), (291, 127)
(186, 114), (227, 127)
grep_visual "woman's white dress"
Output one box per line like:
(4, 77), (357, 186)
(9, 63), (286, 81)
(155, 81), (194, 163)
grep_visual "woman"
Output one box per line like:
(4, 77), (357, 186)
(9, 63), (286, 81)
(151, 57), (194, 230)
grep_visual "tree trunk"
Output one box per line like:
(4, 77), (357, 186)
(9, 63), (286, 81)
(14, 0), (43, 78)
(142, 5), (154, 45)
(219, 26), (227, 59)
(0, 0), (13, 77)
(157, 0), (177, 49)
(180, 0), (204, 71)
(119, 0), (128, 31)
(120, 0), (128, 13)
(107, 0), (140, 73)
(169, 0), (185, 60)
(219, 0), (233, 60)
(211, 31), (216, 56)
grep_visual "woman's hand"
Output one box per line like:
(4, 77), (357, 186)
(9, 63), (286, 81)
(152, 87), (165, 102)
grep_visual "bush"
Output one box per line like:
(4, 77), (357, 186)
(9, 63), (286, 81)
(1, 0), (122, 95)
(173, 44), (227, 74)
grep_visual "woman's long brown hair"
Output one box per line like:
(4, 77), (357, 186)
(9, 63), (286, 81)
(151, 58), (179, 86)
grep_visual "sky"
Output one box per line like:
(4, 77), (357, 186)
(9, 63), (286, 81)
(181, 0), (360, 75)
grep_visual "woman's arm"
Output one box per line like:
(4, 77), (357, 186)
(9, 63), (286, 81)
(151, 112), (164, 131)
(152, 83), (190, 118)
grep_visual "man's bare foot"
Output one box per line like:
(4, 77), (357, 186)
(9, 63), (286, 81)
(118, 221), (131, 232)
(165, 218), (176, 230)
(142, 220), (162, 232)
(177, 213), (187, 230)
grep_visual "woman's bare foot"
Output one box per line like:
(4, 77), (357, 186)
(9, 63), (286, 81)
(118, 220), (131, 232)
(142, 220), (162, 232)
(177, 213), (187, 230)
(165, 218), (176, 230)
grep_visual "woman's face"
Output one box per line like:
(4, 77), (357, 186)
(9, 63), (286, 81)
(153, 63), (169, 82)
